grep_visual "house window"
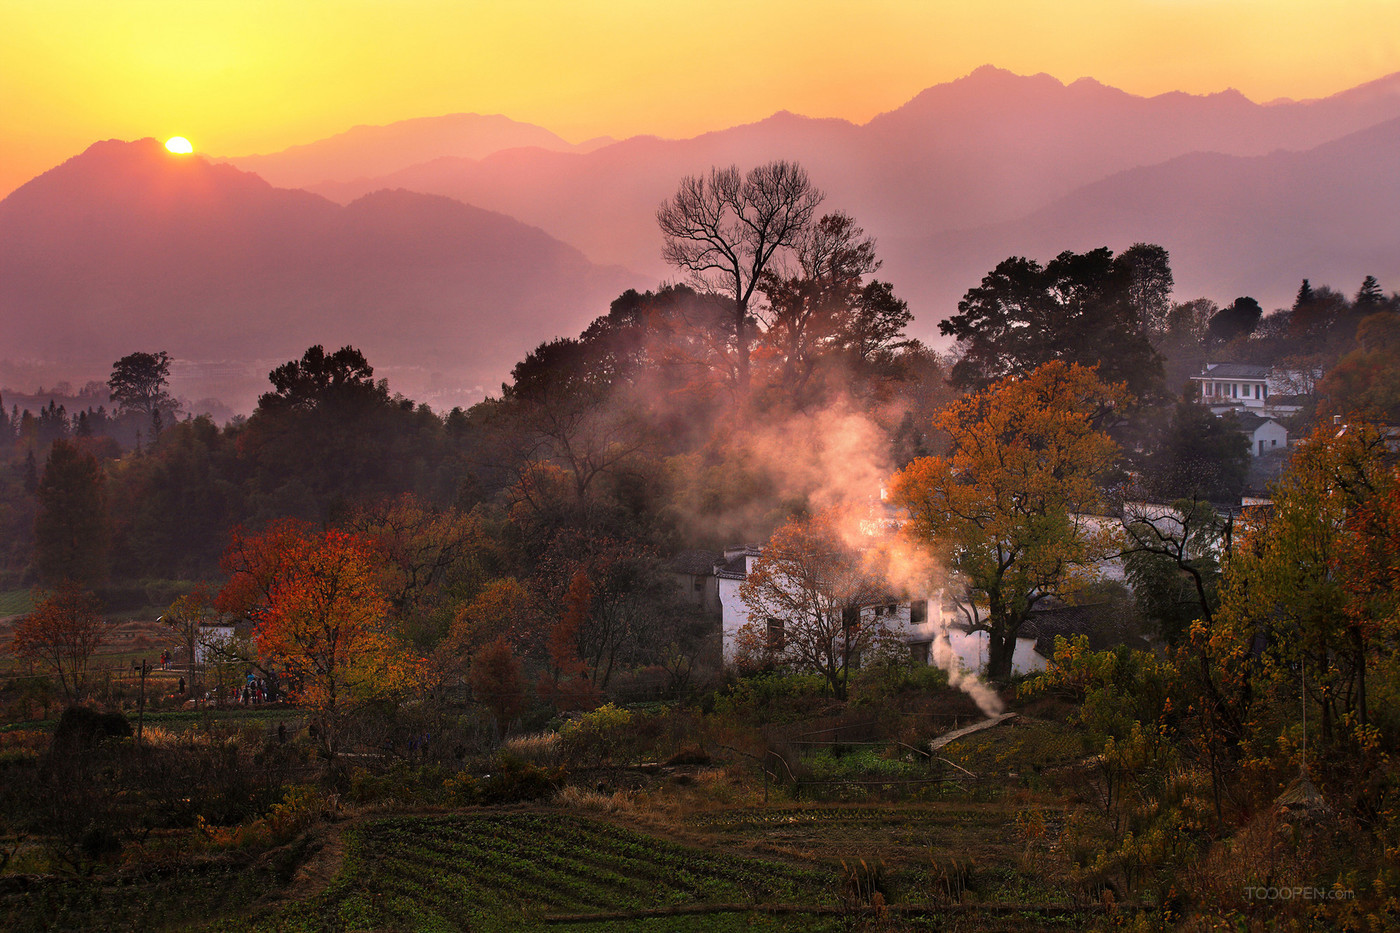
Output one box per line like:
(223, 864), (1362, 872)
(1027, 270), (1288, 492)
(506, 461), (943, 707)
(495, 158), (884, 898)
(693, 577), (703, 592)
(910, 600), (928, 625)
(1255, 385), (1261, 399)
(766, 618), (785, 650)
(842, 606), (860, 632)
(909, 642), (931, 666)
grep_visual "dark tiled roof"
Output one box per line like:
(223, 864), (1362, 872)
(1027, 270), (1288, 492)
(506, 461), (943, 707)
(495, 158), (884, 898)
(1025, 603), (1142, 658)
(1199, 362), (1270, 378)
(1232, 411), (1281, 432)
(666, 549), (722, 576)
(717, 554), (749, 579)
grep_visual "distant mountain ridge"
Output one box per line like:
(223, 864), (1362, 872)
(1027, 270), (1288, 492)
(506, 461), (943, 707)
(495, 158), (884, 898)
(884, 116), (1400, 325)
(281, 65), (1400, 318)
(220, 112), (613, 189)
(0, 139), (639, 411)
(5, 66), (1400, 411)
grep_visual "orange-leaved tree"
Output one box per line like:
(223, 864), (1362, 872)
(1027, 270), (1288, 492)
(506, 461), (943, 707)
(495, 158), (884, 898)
(537, 570), (602, 711)
(10, 583), (111, 701)
(219, 523), (419, 760)
(470, 637), (526, 735)
(891, 361), (1125, 680)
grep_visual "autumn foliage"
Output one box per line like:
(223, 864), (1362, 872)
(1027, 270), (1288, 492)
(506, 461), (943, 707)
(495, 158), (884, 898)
(537, 570), (602, 710)
(892, 361), (1125, 679)
(10, 583), (110, 701)
(218, 522), (420, 757)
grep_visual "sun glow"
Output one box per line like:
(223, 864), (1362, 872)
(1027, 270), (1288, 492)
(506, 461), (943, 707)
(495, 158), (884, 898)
(164, 136), (193, 154)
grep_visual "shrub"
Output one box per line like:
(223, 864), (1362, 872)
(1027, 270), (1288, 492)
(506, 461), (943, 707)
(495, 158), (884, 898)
(197, 783), (324, 851)
(711, 673), (830, 722)
(444, 755), (566, 804)
(560, 703), (634, 767)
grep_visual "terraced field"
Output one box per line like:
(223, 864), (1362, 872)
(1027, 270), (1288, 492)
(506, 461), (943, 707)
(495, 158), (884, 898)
(227, 812), (843, 932)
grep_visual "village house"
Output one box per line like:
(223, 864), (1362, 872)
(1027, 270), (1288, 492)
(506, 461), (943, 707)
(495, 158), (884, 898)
(1235, 410), (1289, 457)
(668, 545), (1125, 677)
(1192, 362), (1271, 411)
(1189, 362), (1305, 455)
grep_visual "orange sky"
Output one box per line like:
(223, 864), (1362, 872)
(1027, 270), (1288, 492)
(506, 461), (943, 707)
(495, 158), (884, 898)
(3, 0), (1398, 196)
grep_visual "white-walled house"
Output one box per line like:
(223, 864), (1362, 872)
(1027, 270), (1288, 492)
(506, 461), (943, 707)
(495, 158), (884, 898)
(668, 545), (1117, 677)
(1192, 363), (1271, 411)
(1191, 362), (1317, 422)
(1234, 411), (1289, 457)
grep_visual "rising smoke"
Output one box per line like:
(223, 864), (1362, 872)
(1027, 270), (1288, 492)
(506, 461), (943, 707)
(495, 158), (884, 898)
(679, 392), (1004, 717)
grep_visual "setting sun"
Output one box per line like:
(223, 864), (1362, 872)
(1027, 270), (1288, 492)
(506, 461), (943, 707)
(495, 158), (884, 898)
(164, 136), (193, 154)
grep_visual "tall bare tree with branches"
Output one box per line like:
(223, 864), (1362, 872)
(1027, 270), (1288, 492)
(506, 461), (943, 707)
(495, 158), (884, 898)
(657, 161), (823, 396)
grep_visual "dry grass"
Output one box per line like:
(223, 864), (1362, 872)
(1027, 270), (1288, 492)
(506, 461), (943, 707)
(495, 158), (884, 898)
(502, 730), (562, 765)
(553, 785), (634, 814)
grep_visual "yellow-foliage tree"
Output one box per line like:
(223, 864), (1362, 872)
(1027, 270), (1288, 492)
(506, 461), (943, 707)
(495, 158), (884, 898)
(891, 361), (1125, 680)
(1218, 420), (1394, 747)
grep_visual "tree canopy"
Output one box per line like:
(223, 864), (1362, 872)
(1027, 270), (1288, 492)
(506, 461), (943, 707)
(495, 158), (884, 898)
(939, 245), (1167, 400)
(108, 350), (177, 424)
(892, 361), (1125, 680)
(657, 161), (824, 394)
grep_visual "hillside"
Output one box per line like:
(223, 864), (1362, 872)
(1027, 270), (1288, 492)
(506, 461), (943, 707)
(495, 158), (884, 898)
(0, 139), (640, 410)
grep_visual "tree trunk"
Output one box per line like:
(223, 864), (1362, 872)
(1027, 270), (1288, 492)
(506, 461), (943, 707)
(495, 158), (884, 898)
(986, 623), (1016, 682)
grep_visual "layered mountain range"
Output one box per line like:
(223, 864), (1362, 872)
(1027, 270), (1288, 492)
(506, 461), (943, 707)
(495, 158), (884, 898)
(0, 139), (634, 410)
(3, 65), (1398, 412)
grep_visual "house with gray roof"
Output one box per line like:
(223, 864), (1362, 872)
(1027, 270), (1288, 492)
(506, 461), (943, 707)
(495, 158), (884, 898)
(1231, 410), (1289, 457)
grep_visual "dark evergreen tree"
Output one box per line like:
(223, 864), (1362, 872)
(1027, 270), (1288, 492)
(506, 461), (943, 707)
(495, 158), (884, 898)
(33, 440), (109, 586)
(1206, 296), (1263, 345)
(1356, 275), (1385, 309)
(1141, 399), (1251, 503)
(940, 245), (1167, 399)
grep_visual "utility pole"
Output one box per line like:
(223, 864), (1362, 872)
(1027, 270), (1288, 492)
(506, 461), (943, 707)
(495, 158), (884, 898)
(136, 659), (150, 741)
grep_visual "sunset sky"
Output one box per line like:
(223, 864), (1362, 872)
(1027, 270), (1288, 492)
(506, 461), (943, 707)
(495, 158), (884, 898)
(3, 0), (1398, 197)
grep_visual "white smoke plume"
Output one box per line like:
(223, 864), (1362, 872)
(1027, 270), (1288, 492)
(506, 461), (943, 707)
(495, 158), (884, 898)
(700, 393), (1005, 718)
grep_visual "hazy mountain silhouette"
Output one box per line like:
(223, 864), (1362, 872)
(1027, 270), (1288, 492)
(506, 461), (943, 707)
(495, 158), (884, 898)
(886, 116), (1400, 319)
(221, 113), (612, 189)
(298, 66), (1400, 322)
(0, 139), (638, 411)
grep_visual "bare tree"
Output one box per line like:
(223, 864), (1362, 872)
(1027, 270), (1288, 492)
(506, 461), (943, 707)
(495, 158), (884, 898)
(657, 161), (823, 395)
(738, 509), (890, 699)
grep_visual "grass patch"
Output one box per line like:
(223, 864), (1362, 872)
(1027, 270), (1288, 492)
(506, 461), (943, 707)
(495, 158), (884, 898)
(803, 745), (924, 781)
(937, 717), (1085, 780)
(0, 588), (33, 617)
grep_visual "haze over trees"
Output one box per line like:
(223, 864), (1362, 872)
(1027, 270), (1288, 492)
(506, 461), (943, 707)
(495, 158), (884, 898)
(107, 351), (178, 434)
(737, 509), (889, 700)
(657, 161), (824, 395)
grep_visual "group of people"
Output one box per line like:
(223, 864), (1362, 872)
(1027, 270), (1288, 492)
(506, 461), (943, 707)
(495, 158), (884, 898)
(237, 673), (272, 705)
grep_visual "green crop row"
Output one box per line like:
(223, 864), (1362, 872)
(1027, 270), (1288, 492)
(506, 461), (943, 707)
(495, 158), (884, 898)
(223, 812), (837, 932)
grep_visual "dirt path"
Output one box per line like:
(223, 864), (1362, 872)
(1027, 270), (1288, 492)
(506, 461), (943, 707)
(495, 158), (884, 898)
(929, 712), (1017, 751)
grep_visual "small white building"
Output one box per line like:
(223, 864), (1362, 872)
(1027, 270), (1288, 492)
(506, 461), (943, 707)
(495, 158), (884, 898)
(1233, 411), (1289, 457)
